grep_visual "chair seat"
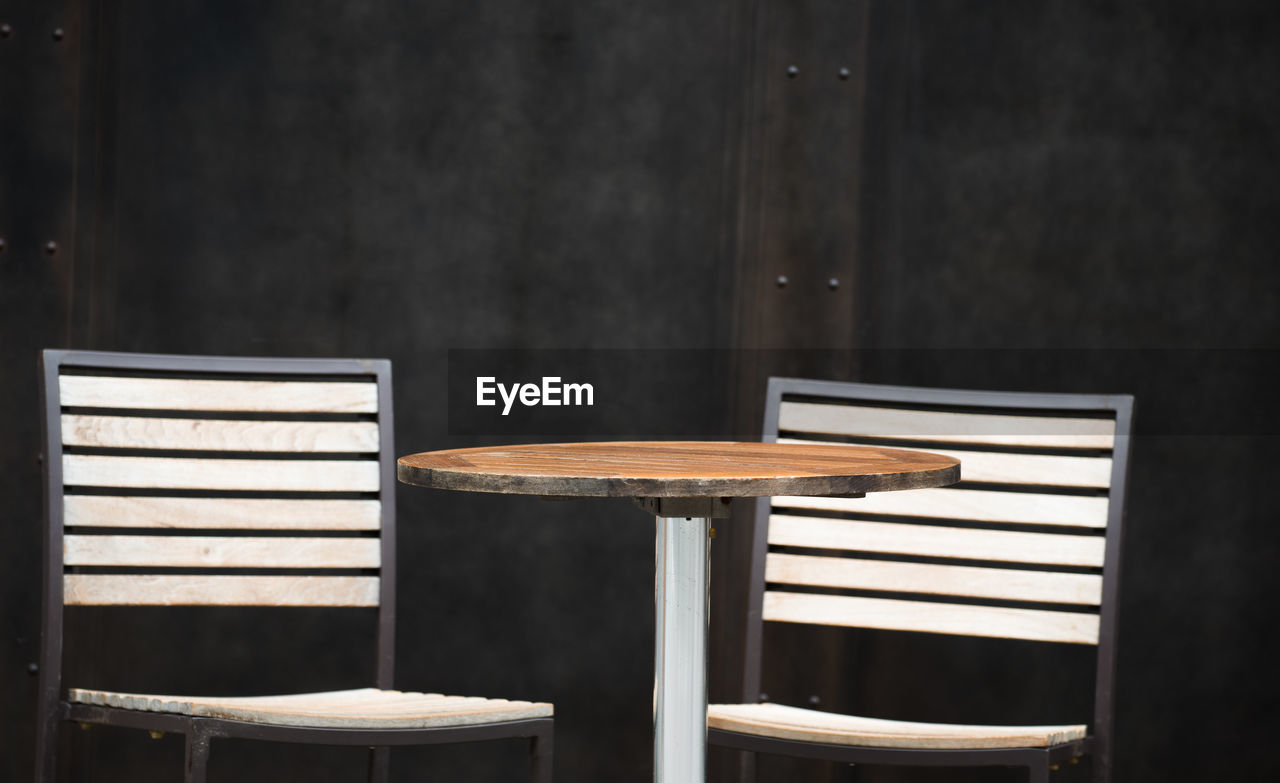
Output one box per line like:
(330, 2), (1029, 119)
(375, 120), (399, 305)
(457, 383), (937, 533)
(708, 703), (1085, 749)
(69, 687), (553, 730)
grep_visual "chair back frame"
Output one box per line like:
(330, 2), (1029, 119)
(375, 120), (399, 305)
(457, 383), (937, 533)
(36, 349), (398, 779)
(739, 377), (1133, 780)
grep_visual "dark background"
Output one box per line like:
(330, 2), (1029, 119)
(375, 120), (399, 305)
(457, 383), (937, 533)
(3, 0), (1277, 781)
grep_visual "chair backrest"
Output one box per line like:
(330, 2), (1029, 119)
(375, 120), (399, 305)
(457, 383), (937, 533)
(37, 350), (398, 704)
(741, 378), (1133, 753)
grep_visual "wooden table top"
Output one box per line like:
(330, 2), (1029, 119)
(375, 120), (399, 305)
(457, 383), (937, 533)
(397, 441), (959, 498)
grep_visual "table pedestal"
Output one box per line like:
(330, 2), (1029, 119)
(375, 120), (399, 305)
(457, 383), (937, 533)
(639, 497), (730, 783)
(654, 514), (709, 782)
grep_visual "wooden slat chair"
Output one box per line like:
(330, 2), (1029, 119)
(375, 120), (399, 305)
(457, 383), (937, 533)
(709, 378), (1133, 783)
(35, 350), (553, 783)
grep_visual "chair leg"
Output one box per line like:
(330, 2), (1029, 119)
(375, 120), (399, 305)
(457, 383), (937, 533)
(737, 749), (757, 783)
(184, 723), (212, 783)
(530, 730), (554, 783)
(1028, 757), (1051, 783)
(34, 715), (59, 783)
(367, 746), (391, 783)
(1091, 749), (1109, 783)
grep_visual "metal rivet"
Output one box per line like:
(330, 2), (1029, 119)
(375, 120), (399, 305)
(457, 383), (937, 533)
(45, 240), (58, 254)
(786, 65), (799, 78)
(52, 27), (64, 42)
(838, 67), (850, 80)
(27, 662), (38, 675)
(1, 23), (13, 38)
(759, 693), (769, 703)
(828, 277), (839, 290)
(808, 694), (821, 706)
(776, 275), (788, 288)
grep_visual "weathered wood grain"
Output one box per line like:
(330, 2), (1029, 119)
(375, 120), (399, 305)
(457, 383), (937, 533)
(63, 454), (380, 491)
(63, 496), (382, 530)
(66, 687), (553, 729)
(62, 414), (379, 452)
(63, 574), (380, 606)
(707, 702), (1086, 749)
(63, 535), (380, 568)
(765, 553), (1103, 605)
(778, 402), (1115, 449)
(777, 437), (1112, 488)
(773, 488), (1109, 528)
(60, 375), (378, 412)
(763, 591), (1100, 644)
(397, 441), (959, 498)
(767, 515), (1106, 567)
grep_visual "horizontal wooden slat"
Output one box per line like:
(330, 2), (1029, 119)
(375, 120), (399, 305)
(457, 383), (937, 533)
(60, 375), (378, 413)
(763, 591), (1100, 644)
(778, 402), (1115, 449)
(63, 455), (380, 491)
(67, 687), (554, 729)
(64, 496), (381, 530)
(768, 515), (1106, 567)
(766, 553), (1103, 605)
(778, 438), (1112, 488)
(64, 535), (380, 568)
(63, 574), (380, 606)
(707, 702), (1086, 749)
(774, 488), (1109, 528)
(62, 415), (379, 453)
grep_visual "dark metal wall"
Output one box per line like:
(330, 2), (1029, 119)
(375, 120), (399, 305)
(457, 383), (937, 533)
(3, 0), (1276, 781)
(2, 2), (88, 781)
(5, 1), (761, 780)
(832, 2), (1280, 782)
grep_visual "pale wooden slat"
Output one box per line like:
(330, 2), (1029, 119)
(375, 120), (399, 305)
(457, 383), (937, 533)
(777, 437), (1112, 488)
(64, 496), (381, 530)
(765, 553), (1103, 605)
(763, 591), (1100, 644)
(768, 515), (1106, 568)
(707, 703), (1086, 749)
(778, 402), (1115, 449)
(64, 535), (380, 568)
(63, 455), (380, 492)
(63, 574), (379, 606)
(60, 375), (378, 413)
(774, 488), (1109, 529)
(66, 687), (554, 728)
(62, 415), (379, 453)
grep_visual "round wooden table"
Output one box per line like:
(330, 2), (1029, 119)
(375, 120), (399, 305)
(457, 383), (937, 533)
(398, 441), (959, 783)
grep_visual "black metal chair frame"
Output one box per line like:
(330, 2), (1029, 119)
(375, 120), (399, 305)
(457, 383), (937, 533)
(35, 349), (553, 783)
(710, 377), (1133, 783)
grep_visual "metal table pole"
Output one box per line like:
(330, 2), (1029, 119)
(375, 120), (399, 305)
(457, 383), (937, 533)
(654, 513), (709, 782)
(638, 496), (729, 783)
